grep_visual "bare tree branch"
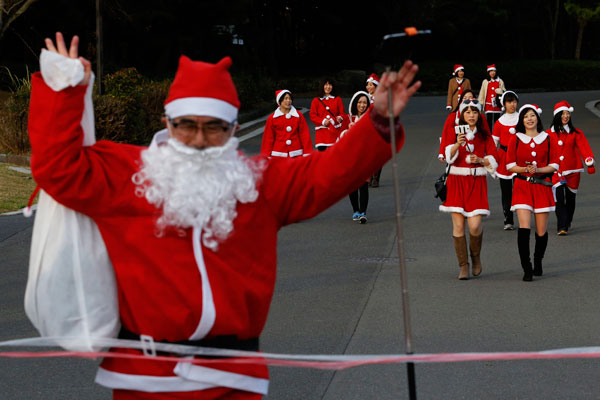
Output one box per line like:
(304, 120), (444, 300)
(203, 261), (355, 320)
(0, 0), (38, 41)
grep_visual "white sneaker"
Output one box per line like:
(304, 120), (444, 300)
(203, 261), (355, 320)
(503, 224), (514, 230)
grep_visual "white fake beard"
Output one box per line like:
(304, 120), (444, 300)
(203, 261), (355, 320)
(132, 137), (265, 251)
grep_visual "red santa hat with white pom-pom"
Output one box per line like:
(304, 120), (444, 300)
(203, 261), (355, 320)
(487, 64), (496, 71)
(518, 104), (542, 117)
(275, 89), (291, 105)
(366, 73), (379, 85)
(553, 101), (574, 116)
(452, 64), (464, 75)
(164, 56), (240, 123)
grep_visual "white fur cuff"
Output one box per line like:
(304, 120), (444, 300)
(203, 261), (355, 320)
(40, 49), (85, 91)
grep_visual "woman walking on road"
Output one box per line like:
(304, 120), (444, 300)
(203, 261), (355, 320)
(440, 99), (498, 280)
(366, 73), (383, 187)
(492, 90), (519, 230)
(309, 78), (346, 151)
(477, 64), (505, 130)
(261, 90), (313, 158)
(446, 64), (471, 112)
(547, 101), (596, 235)
(340, 91), (371, 223)
(506, 104), (559, 281)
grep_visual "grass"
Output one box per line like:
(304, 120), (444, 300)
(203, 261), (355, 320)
(0, 163), (37, 213)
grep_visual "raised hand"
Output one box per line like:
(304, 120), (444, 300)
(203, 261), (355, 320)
(44, 32), (92, 86)
(373, 60), (421, 118)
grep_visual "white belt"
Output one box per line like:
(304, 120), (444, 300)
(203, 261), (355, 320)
(449, 166), (488, 176)
(271, 149), (303, 158)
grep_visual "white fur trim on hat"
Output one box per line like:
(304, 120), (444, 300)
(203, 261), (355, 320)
(553, 106), (574, 116)
(276, 90), (291, 105)
(165, 97), (238, 122)
(519, 104), (542, 116)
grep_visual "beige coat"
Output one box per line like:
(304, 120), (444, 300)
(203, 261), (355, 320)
(447, 78), (471, 110)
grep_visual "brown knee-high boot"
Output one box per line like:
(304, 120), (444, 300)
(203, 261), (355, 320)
(453, 236), (470, 280)
(470, 232), (483, 276)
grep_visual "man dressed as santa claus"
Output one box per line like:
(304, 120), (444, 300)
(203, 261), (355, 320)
(28, 32), (421, 399)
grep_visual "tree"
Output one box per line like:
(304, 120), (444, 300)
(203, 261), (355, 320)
(0, 0), (38, 41)
(564, 1), (600, 60)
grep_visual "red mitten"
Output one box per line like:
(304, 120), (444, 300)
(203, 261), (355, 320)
(587, 166), (595, 175)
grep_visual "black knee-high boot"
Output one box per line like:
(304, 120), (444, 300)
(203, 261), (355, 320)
(518, 228), (532, 281)
(533, 232), (548, 276)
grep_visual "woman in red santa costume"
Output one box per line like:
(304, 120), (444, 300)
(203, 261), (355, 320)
(309, 78), (346, 151)
(477, 64), (505, 130)
(492, 90), (519, 230)
(340, 91), (371, 223)
(366, 73), (383, 186)
(261, 89), (313, 158)
(28, 32), (421, 399)
(440, 99), (498, 280)
(438, 89), (492, 163)
(506, 104), (559, 281)
(547, 101), (596, 235)
(446, 64), (471, 112)
(366, 73), (379, 103)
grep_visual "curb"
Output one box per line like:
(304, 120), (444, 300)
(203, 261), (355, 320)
(584, 100), (600, 119)
(0, 153), (30, 167)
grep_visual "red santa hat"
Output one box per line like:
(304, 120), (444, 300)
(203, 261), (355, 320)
(276, 89), (291, 105)
(164, 56), (240, 123)
(519, 104), (542, 117)
(366, 73), (380, 85)
(486, 64), (496, 71)
(553, 101), (574, 116)
(452, 64), (464, 75)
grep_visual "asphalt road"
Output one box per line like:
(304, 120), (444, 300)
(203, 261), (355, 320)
(1, 91), (599, 399)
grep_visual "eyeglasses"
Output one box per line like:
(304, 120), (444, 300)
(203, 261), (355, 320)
(461, 99), (480, 105)
(167, 117), (234, 138)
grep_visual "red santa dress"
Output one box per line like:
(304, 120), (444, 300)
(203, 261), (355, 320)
(439, 129), (498, 217)
(28, 72), (404, 399)
(492, 112), (518, 180)
(260, 106), (313, 158)
(309, 95), (346, 149)
(548, 125), (596, 193)
(438, 111), (492, 162)
(506, 131), (560, 213)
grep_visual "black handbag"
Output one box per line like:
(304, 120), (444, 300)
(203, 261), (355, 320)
(434, 164), (451, 202)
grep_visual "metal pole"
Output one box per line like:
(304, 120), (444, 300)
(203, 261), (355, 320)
(386, 65), (417, 400)
(95, 0), (103, 94)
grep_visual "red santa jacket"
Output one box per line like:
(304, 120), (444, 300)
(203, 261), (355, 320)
(492, 112), (519, 179)
(547, 125), (596, 190)
(260, 106), (313, 157)
(309, 96), (346, 148)
(444, 128), (498, 175)
(438, 111), (492, 161)
(506, 131), (560, 176)
(28, 72), (404, 397)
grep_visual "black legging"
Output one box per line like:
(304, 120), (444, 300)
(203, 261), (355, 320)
(349, 182), (369, 213)
(486, 112), (500, 131)
(555, 185), (576, 231)
(499, 178), (514, 225)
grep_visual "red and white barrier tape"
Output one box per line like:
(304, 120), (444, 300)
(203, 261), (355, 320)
(2, 337), (600, 370)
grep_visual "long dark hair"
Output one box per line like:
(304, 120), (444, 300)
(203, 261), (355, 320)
(515, 107), (544, 133)
(551, 111), (575, 134)
(458, 105), (486, 140)
(318, 77), (335, 98)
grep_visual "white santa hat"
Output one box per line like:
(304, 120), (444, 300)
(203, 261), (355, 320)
(553, 101), (574, 116)
(519, 104), (542, 117)
(459, 98), (482, 114)
(348, 91), (371, 115)
(164, 56), (240, 123)
(452, 64), (464, 75)
(276, 89), (291, 105)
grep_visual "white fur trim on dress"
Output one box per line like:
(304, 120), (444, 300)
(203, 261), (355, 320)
(496, 171), (516, 179)
(511, 204), (555, 213)
(273, 106), (299, 119)
(448, 166), (488, 176)
(445, 144), (460, 164)
(188, 228), (215, 340)
(561, 168), (584, 176)
(484, 155), (498, 174)
(498, 112), (518, 126)
(165, 97), (238, 123)
(549, 163), (559, 171)
(439, 205), (490, 217)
